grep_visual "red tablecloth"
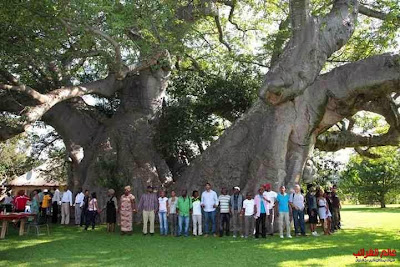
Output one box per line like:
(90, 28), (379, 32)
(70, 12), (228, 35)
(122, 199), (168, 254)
(0, 213), (36, 239)
(0, 213), (35, 220)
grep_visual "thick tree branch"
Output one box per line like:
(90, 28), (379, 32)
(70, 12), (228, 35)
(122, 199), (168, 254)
(316, 130), (400, 151)
(260, 0), (359, 105)
(289, 0), (310, 40)
(354, 147), (380, 159)
(124, 50), (171, 75)
(310, 53), (400, 151)
(0, 51), (171, 142)
(0, 76), (119, 142)
(359, 4), (400, 23)
(358, 96), (400, 131)
(0, 84), (49, 103)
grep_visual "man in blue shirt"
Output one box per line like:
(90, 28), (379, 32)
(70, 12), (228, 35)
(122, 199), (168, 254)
(275, 186), (292, 238)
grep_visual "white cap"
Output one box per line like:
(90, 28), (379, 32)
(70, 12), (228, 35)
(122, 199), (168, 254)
(43, 189), (48, 193)
(234, 186), (240, 191)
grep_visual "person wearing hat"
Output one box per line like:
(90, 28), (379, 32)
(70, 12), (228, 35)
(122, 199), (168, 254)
(120, 186), (136, 235)
(263, 183), (278, 236)
(106, 189), (118, 232)
(230, 186), (243, 238)
(74, 188), (85, 225)
(138, 186), (158, 235)
(41, 189), (52, 220)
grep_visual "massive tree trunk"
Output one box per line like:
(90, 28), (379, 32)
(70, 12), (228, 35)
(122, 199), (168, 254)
(176, 99), (313, 193)
(43, 68), (172, 200)
(1, 0), (400, 200)
(178, 54), (400, 193)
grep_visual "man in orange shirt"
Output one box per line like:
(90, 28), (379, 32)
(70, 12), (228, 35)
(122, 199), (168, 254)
(41, 189), (52, 218)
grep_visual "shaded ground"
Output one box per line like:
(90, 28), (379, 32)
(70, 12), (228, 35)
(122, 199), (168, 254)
(1, 205), (399, 266)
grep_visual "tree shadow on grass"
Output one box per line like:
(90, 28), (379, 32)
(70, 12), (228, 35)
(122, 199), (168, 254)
(1, 225), (398, 267)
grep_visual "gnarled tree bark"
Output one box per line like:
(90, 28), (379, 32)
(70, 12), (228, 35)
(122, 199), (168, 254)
(178, 53), (400, 193)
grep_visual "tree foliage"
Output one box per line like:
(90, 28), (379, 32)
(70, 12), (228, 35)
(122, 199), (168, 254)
(311, 149), (343, 187)
(0, 135), (38, 181)
(341, 146), (400, 207)
(156, 68), (260, 169)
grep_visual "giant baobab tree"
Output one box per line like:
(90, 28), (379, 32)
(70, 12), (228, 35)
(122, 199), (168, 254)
(0, 0), (399, 197)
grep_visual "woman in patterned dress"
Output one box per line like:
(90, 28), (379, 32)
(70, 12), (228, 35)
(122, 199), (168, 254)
(120, 186), (136, 235)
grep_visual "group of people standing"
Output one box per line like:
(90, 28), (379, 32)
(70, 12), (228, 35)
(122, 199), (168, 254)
(2, 182), (341, 239)
(98, 182), (341, 238)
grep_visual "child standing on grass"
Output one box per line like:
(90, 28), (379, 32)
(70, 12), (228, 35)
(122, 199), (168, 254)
(192, 190), (202, 236)
(85, 192), (99, 230)
(242, 192), (256, 238)
(158, 190), (169, 236)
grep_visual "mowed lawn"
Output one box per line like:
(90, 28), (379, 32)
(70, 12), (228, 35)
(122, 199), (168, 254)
(1, 205), (399, 267)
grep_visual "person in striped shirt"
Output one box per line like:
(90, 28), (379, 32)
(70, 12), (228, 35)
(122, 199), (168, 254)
(218, 188), (230, 237)
(138, 186), (159, 235)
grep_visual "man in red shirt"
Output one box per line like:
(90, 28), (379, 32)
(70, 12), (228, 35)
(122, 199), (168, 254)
(14, 190), (30, 212)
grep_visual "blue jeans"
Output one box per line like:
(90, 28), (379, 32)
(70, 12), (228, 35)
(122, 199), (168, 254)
(159, 211), (168, 235)
(178, 215), (190, 236)
(292, 209), (305, 234)
(204, 211), (216, 234)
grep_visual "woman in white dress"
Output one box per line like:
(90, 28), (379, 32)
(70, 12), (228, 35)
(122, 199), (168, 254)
(317, 189), (332, 235)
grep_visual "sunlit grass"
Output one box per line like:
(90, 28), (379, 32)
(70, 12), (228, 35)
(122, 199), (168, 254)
(1, 205), (399, 266)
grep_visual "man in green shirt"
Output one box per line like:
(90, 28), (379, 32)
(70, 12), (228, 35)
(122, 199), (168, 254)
(177, 189), (192, 237)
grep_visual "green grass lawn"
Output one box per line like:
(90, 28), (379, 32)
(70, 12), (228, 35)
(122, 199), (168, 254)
(1, 205), (399, 267)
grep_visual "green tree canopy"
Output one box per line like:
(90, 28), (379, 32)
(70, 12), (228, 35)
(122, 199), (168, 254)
(341, 146), (400, 208)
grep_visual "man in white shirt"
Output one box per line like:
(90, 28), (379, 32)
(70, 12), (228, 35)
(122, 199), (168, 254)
(192, 190), (202, 236)
(60, 187), (73, 225)
(242, 192), (256, 238)
(263, 183), (278, 236)
(289, 184), (306, 236)
(201, 183), (218, 237)
(52, 187), (61, 223)
(74, 188), (85, 225)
